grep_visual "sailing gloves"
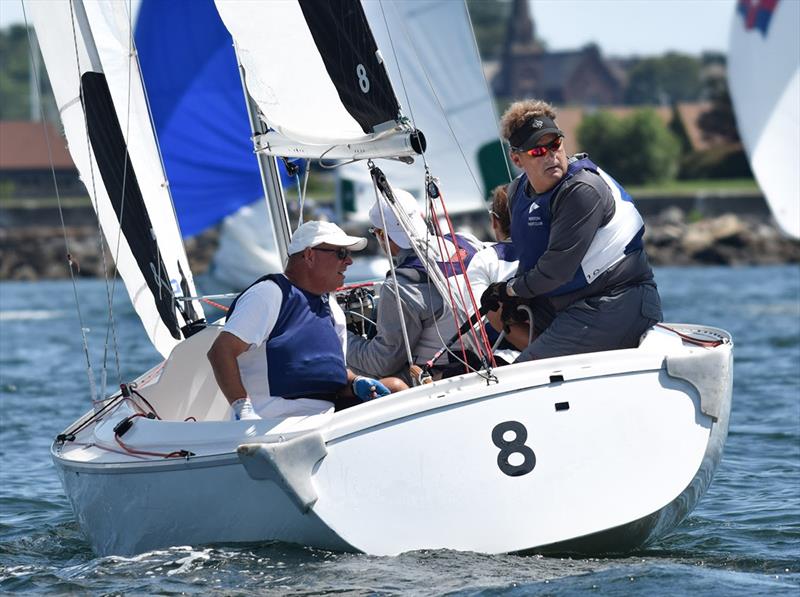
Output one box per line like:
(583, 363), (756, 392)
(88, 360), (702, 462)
(232, 397), (260, 420)
(352, 376), (390, 401)
(480, 281), (512, 312)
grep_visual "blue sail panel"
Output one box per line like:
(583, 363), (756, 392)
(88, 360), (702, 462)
(135, 0), (296, 238)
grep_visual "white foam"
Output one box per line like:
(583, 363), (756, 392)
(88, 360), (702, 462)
(0, 309), (65, 321)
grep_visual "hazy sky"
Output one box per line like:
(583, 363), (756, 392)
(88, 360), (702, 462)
(530, 0), (737, 56)
(0, 0), (738, 57)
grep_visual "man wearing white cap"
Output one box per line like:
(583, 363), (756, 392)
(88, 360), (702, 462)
(347, 190), (482, 386)
(208, 221), (390, 420)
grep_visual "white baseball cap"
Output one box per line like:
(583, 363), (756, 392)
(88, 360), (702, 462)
(287, 221), (368, 255)
(368, 188), (428, 249)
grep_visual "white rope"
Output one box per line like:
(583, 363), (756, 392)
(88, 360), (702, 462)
(371, 176), (415, 370)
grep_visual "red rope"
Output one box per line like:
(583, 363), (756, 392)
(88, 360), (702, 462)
(427, 188), (496, 370)
(114, 413), (191, 459)
(201, 297), (229, 312)
(656, 324), (724, 347)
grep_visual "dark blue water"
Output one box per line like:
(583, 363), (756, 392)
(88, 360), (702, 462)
(1, 266), (798, 595)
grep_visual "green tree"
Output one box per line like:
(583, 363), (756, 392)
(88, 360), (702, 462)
(0, 25), (56, 121)
(624, 53), (703, 105)
(697, 74), (741, 143)
(0, 25), (34, 120)
(578, 109), (680, 184)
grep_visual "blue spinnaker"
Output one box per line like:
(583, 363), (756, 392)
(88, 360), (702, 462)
(135, 0), (297, 238)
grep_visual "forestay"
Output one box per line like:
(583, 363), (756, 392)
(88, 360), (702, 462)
(339, 0), (506, 219)
(214, 0), (422, 160)
(29, 0), (204, 358)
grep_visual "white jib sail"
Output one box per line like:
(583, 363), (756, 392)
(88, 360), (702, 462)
(340, 0), (503, 218)
(728, 0), (800, 239)
(28, 0), (204, 358)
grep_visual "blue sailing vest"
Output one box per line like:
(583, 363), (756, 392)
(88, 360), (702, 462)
(492, 239), (519, 263)
(228, 274), (347, 399)
(396, 233), (480, 279)
(510, 157), (644, 297)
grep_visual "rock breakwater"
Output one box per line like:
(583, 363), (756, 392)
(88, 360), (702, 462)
(1, 209), (798, 281)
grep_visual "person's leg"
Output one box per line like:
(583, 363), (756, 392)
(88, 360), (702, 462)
(516, 284), (661, 362)
(380, 376), (409, 393)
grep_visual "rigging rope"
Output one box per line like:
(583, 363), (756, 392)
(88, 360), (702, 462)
(370, 168), (416, 373)
(426, 178), (496, 371)
(23, 2), (100, 404)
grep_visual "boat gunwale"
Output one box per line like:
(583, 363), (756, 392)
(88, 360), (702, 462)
(50, 325), (732, 475)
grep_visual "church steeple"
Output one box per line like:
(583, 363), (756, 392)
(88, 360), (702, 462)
(503, 0), (542, 55)
(494, 0), (542, 97)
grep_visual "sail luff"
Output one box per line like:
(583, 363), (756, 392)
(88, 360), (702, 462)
(29, 0), (204, 358)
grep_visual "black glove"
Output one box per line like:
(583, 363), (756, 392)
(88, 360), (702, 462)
(480, 282), (509, 312)
(501, 297), (532, 326)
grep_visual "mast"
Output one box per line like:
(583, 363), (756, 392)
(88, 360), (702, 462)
(233, 47), (292, 265)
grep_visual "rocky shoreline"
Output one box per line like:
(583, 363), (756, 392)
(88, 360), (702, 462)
(0, 208), (798, 281)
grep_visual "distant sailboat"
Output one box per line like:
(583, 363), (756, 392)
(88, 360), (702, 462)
(728, 0), (800, 239)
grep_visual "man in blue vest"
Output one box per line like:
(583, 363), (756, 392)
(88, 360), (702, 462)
(481, 99), (663, 361)
(208, 220), (390, 420)
(347, 189), (483, 387)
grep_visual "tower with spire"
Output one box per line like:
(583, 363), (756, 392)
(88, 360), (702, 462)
(492, 0), (624, 105)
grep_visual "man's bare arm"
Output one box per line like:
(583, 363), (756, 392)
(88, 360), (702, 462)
(207, 331), (251, 405)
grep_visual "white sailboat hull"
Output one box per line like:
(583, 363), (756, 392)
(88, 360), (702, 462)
(53, 325), (732, 556)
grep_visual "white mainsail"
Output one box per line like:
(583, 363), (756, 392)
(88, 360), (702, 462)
(339, 0), (505, 219)
(728, 0), (800, 239)
(29, 0), (204, 357)
(214, 0), (422, 160)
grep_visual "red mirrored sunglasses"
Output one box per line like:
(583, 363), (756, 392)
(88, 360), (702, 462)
(522, 136), (564, 158)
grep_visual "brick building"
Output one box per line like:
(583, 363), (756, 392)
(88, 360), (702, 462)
(0, 121), (83, 198)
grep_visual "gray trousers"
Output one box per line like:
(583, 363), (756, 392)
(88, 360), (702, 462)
(516, 283), (663, 362)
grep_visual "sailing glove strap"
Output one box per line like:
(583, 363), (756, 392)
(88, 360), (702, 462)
(352, 376), (390, 401)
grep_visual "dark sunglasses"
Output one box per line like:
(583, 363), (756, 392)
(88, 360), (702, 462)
(521, 136), (563, 158)
(312, 246), (352, 260)
(368, 227), (383, 237)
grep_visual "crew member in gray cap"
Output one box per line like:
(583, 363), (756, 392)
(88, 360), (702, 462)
(481, 99), (663, 361)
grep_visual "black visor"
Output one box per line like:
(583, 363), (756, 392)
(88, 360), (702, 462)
(509, 115), (564, 151)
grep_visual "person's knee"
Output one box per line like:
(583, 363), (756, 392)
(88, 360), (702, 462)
(380, 376), (409, 393)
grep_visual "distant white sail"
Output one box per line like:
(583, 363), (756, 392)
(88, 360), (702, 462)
(29, 0), (204, 357)
(729, 0), (800, 239)
(338, 0), (506, 219)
